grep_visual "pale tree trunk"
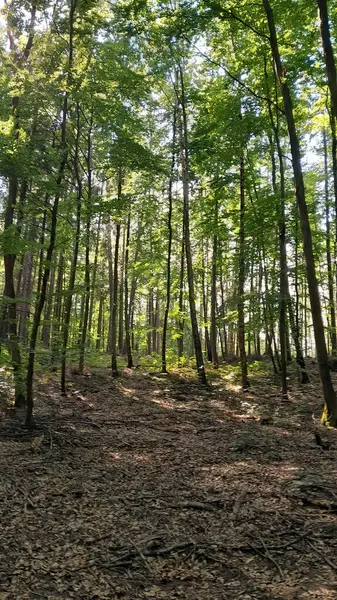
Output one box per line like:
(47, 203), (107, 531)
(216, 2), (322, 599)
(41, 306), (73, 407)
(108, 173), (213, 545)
(210, 201), (219, 368)
(177, 234), (185, 364)
(88, 213), (101, 339)
(201, 250), (212, 362)
(61, 103), (82, 393)
(323, 128), (337, 354)
(111, 173), (122, 376)
(118, 226), (125, 354)
(264, 0), (337, 425)
(124, 212), (133, 368)
(238, 154), (249, 390)
(78, 113), (93, 375)
(162, 106), (176, 373)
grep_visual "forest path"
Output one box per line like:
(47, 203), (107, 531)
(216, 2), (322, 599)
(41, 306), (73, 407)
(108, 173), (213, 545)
(0, 366), (337, 599)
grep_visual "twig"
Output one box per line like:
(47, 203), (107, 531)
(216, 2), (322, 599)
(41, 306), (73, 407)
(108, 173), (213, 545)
(231, 490), (247, 521)
(170, 501), (217, 511)
(248, 536), (284, 581)
(129, 539), (153, 573)
(307, 541), (337, 572)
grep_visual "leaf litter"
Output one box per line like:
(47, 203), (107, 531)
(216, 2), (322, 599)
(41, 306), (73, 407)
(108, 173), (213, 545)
(0, 365), (337, 599)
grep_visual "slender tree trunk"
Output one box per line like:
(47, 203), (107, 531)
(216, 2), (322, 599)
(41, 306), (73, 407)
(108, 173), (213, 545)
(324, 128), (337, 354)
(124, 212), (133, 368)
(178, 66), (206, 384)
(210, 207), (219, 368)
(61, 104), (82, 393)
(18, 250), (33, 342)
(177, 234), (185, 364)
(264, 0), (337, 425)
(96, 296), (104, 351)
(118, 226), (125, 354)
(79, 114), (93, 374)
(107, 221), (114, 353)
(26, 0), (75, 426)
(88, 214), (101, 338)
(238, 154), (249, 390)
(162, 106), (176, 373)
(111, 174), (122, 376)
(202, 250), (212, 362)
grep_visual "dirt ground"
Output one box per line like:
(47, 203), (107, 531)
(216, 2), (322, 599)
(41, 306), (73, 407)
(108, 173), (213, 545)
(1, 363), (337, 599)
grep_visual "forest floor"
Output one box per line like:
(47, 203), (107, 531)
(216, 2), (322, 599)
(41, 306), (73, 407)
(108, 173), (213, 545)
(1, 360), (337, 600)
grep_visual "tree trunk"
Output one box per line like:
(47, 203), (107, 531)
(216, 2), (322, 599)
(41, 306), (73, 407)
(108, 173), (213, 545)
(202, 250), (212, 362)
(61, 103), (82, 393)
(238, 154), (249, 390)
(177, 234), (185, 364)
(324, 128), (337, 354)
(78, 113), (93, 375)
(162, 108), (176, 372)
(111, 175), (122, 376)
(26, 0), (75, 426)
(88, 214), (101, 339)
(264, 0), (337, 425)
(124, 211), (133, 368)
(210, 219), (219, 368)
(178, 66), (206, 384)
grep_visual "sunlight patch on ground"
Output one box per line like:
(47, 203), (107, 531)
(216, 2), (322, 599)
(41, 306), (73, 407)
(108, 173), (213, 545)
(150, 396), (174, 409)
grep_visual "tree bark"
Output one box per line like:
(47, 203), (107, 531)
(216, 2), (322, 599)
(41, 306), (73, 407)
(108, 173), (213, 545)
(124, 211), (133, 368)
(111, 174), (122, 376)
(264, 0), (337, 425)
(162, 107), (177, 373)
(178, 65), (206, 384)
(238, 154), (249, 390)
(26, 0), (75, 426)
(323, 128), (337, 354)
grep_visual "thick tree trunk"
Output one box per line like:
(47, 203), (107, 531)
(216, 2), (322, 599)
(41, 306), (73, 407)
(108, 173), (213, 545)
(264, 0), (337, 425)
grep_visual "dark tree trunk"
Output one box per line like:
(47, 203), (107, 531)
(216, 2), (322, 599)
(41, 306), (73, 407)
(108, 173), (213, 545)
(178, 66), (206, 384)
(61, 104), (82, 394)
(264, 0), (337, 425)
(78, 113), (93, 375)
(26, 0), (75, 426)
